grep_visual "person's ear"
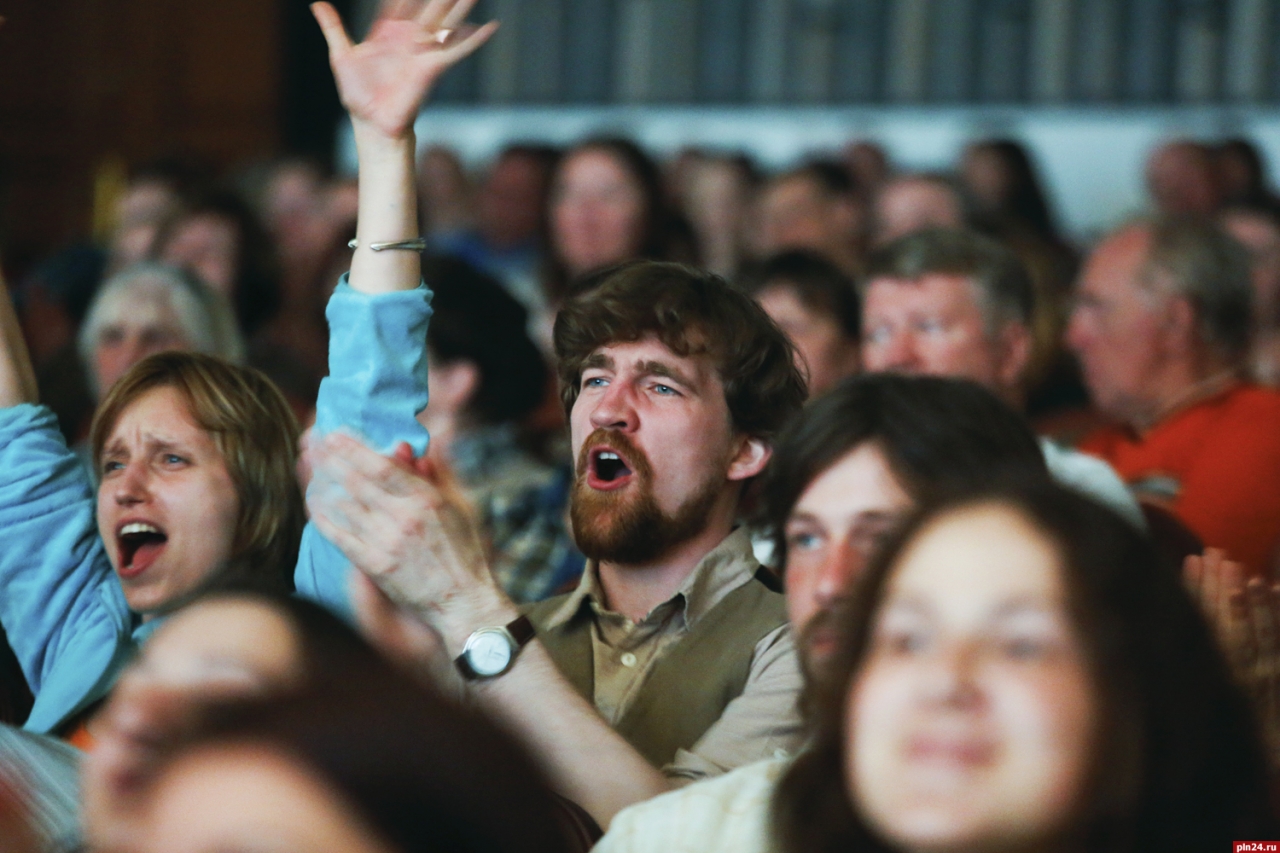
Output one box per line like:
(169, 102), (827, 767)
(996, 321), (1034, 392)
(727, 436), (772, 482)
(431, 359), (481, 416)
(1161, 295), (1198, 354)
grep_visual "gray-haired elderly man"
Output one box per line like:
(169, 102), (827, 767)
(858, 227), (1142, 527)
(1069, 216), (1280, 578)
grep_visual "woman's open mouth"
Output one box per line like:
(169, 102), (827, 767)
(116, 522), (169, 578)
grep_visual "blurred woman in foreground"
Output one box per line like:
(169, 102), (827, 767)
(774, 482), (1273, 853)
(127, 655), (570, 853)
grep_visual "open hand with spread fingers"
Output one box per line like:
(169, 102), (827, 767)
(311, 0), (498, 139)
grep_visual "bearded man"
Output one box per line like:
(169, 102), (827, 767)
(308, 260), (807, 829)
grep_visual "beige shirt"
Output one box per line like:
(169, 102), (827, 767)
(543, 529), (804, 781)
(593, 757), (787, 853)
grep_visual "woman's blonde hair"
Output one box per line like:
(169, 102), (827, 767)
(90, 351), (303, 596)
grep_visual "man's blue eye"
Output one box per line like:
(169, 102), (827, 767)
(786, 532), (820, 550)
(102, 460), (124, 474)
(583, 376), (608, 388)
(164, 454), (186, 465)
(654, 384), (677, 395)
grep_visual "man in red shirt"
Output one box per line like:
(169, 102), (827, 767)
(1069, 216), (1280, 578)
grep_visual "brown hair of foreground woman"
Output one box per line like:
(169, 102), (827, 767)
(772, 481), (1274, 853)
(137, 661), (573, 853)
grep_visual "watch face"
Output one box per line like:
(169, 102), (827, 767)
(466, 630), (513, 676)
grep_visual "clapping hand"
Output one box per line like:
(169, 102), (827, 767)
(308, 432), (518, 654)
(1185, 548), (1280, 765)
(311, 0), (498, 139)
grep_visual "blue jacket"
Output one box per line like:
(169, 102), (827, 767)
(0, 280), (431, 733)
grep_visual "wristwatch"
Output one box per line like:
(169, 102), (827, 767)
(454, 615), (535, 680)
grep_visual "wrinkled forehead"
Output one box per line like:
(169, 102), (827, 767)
(100, 384), (206, 452)
(789, 442), (913, 538)
(864, 272), (983, 315)
(587, 332), (723, 387)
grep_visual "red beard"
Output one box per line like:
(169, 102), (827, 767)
(570, 428), (723, 565)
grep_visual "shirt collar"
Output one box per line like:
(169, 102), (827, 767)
(543, 527), (762, 630)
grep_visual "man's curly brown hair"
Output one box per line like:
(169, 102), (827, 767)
(553, 260), (807, 440)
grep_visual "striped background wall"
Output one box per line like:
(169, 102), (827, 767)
(354, 0), (1280, 106)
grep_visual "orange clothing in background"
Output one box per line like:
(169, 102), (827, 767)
(1080, 384), (1280, 578)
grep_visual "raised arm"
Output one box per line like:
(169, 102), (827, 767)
(311, 0), (496, 295)
(296, 0), (496, 610)
(0, 267), (38, 406)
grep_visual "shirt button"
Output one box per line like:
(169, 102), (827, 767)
(620, 652), (637, 667)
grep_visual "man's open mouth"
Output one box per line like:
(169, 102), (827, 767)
(587, 447), (635, 490)
(117, 521), (169, 577)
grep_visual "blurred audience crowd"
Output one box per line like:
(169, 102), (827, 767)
(2, 3), (1280, 851)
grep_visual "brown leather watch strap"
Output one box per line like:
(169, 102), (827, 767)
(507, 614), (535, 646)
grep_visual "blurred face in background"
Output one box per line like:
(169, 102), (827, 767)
(847, 502), (1096, 853)
(861, 274), (1029, 397)
(961, 146), (1013, 214)
(755, 282), (860, 396)
(551, 147), (647, 277)
(1221, 210), (1280, 325)
(784, 442), (912, 672)
(158, 213), (240, 298)
(479, 151), (551, 250)
(874, 178), (965, 246)
(755, 175), (861, 269)
(1145, 142), (1222, 216)
(1066, 226), (1170, 424)
(111, 180), (183, 272)
(91, 295), (193, 396)
(82, 598), (303, 852)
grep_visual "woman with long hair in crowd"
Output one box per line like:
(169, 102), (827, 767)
(774, 481), (1274, 853)
(0, 0), (494, 736)
(543, 137), (694, 305)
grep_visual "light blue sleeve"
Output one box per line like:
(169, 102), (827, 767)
(0, 405), (134, 732)
(294, 277), (433, 617)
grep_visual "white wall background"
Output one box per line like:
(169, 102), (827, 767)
(338, 105), (1280, 243)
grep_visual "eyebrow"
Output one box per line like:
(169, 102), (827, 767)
(102, 435), (191, 457)
(787, 508), (903, 527)
(991, 596), (1056, 619)
(582, 352), (615, 372)
(636, 359), (697, 390)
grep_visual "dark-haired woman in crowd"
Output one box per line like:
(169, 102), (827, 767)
(774, 482), (1274, 853)
(960, 139), (1084, 418)
(152, 190), (282, 340)
(544, 138), (695, 306)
